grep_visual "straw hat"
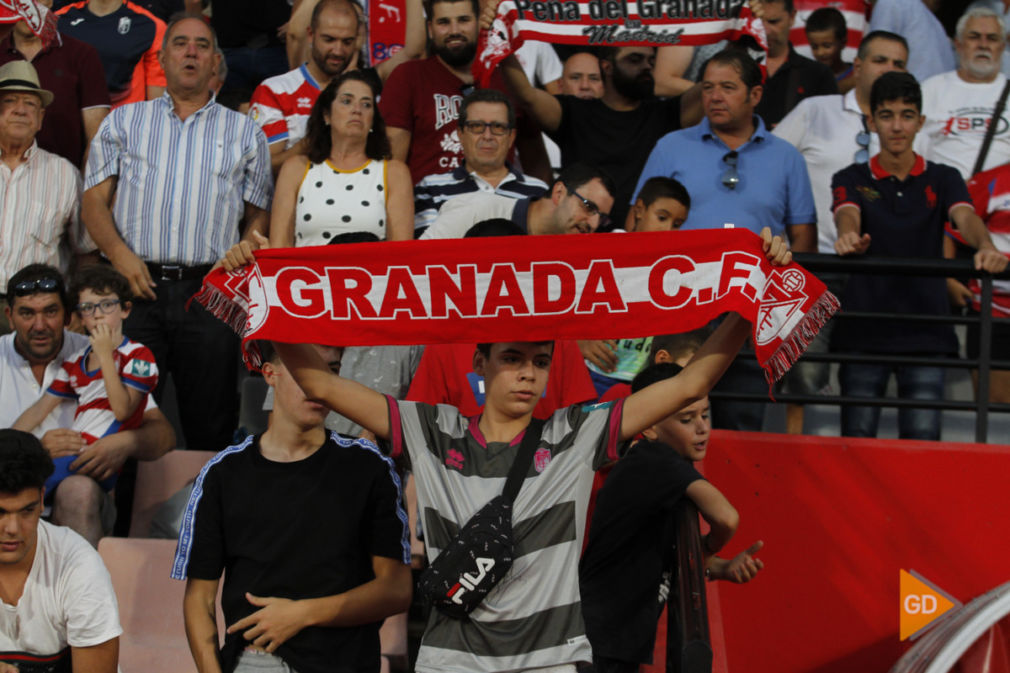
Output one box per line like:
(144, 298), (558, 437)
(0, 61), (54, 107)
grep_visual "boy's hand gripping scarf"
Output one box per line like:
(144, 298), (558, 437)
(194, 230), (839, 385)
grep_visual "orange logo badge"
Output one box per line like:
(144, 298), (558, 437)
(899, 569), (962, 641)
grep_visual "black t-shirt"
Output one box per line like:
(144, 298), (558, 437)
(756, 46), (838, 128)
(180, 433), (410, 673)
(829, 155), (968, 355)
(210, 0), (290, 48)
(579, 440), (704, 664)
(551, 96), (681, 228)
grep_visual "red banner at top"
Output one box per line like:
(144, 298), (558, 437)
(474, 0), (766, 86)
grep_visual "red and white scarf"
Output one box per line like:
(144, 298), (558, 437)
(474, 0), (766, 87)
(194, 230), (838, 384)
(0, 0), (58, 45)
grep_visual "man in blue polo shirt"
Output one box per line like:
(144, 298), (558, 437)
(831, 71), (1007, 439)
(632, 48), (816, 432)
(631, 48), (816, 251)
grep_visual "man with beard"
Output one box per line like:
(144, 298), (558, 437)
(921, 7), (1010, 180)
(248, 0), (359, 174)
(379, 0), (551, 186)
(500, 45), (686, 229)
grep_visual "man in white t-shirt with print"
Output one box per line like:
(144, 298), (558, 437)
(0, 429), (121, 672)
(922, 7), (1010, 180)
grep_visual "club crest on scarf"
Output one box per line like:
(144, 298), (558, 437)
(193, 230), (840, 385)
(755, 268), (807, 346)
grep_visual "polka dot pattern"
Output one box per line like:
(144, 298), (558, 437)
(294, 158), (390, 245)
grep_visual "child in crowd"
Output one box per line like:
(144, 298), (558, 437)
(805, 7), (855, 94)
(586, 177), (692, 397)
(626, 176), (691, 233)
(268, 228), (789, 673)
(580, 362), (764, 673)
(13, 266), (157, 496)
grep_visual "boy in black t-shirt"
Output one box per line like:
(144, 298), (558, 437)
(172, 342), (412, 673)
(580, 363), (765, 673)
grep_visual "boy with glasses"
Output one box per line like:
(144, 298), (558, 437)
(13, 265), (157, 496)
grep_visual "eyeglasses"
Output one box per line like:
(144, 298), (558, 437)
(13, 277), (60, 297)
(564, 182), (611, 229)
(721, 151), (739, 190)
(461, 120), (513, 136)
(76, 298), (121, 316)
(855, 131), (871, 163)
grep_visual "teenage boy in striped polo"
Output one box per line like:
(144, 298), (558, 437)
(269, 229), (792, 673)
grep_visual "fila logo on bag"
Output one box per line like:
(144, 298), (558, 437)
(446, 557), (495, 605)
(755, 268), (808, 346)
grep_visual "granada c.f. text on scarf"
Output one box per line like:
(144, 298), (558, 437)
(194, 229), (839, 385)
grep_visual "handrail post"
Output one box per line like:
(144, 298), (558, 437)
(667, 500), (712, 673)
(976, 276), (994, 444)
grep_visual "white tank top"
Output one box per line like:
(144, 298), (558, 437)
(294, 158), (389, 245)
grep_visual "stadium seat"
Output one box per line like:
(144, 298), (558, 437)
(98, 537), (224, 673)
(129, 450), (215, 537)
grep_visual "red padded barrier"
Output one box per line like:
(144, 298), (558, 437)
(645, 430), (1010, 673)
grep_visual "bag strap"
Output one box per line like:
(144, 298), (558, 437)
(973, 78), (1010, 176)
(502, 418), (545, 504)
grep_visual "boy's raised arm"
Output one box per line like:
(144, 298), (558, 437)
(273, 342), (391, 440)
(619, 227), (791, 441)
(619, 313), (750, 441)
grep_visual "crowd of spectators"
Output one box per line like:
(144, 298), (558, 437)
(1, 0), (1009, 671)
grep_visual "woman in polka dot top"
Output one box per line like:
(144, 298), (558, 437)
(269, 71), (414, 247)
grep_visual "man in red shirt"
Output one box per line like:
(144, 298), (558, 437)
(378, 0), (550, 185)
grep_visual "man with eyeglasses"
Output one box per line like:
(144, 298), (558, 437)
(0, 61), (95, 336)
(422, 162), (615, 239)
(378, 0), (550, 186)
(0, 264), (174, 544)
(413, 89), (548, 236)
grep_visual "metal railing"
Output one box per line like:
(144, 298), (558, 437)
(708, 254), (1010, 443)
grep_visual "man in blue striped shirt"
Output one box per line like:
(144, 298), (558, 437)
(81, 13), (272, 451)
(413, 89), (548, 237)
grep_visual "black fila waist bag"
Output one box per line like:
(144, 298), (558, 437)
(418, 419), (545, 619)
